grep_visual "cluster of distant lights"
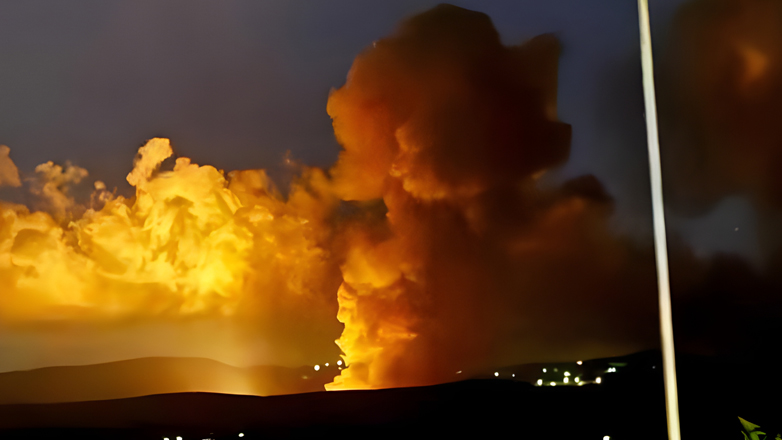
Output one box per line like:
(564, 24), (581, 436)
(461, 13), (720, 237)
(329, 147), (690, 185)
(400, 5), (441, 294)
(312, 360), (343, 372)
(487, 360), (616, 440)
(533, 360), (615, 386)
(532, 370), (597, 386)
(486, 360), (630, 387)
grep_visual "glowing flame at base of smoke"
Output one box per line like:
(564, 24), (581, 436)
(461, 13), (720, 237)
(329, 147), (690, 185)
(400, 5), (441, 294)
(326, 282), (418, 390)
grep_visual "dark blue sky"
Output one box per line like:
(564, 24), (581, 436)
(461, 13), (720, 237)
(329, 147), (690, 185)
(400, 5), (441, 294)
(0, 0), (758, 262)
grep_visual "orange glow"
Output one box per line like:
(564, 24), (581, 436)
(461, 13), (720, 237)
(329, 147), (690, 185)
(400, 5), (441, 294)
(0, 138), (338, 328)
(737, 44), (768, 89)
(0, 6), (662, 396)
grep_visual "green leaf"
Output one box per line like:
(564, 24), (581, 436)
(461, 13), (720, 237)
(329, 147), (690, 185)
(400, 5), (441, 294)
(740, 417), (762, 432)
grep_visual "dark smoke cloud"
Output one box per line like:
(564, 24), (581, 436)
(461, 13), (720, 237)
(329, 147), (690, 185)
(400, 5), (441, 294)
(656, 0), (782, 363)
(326, 5), (660, 389)
(329, 5), (569, 202)
(659, 0), (782, 212)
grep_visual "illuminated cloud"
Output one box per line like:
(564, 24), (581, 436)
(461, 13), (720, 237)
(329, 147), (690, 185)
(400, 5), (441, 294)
(0, 146), (21, 188)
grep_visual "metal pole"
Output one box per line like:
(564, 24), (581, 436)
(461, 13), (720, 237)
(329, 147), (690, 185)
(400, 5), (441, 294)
(637, 1), (682, 439)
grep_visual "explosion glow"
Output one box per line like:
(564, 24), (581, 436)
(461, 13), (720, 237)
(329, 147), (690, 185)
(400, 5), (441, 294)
(0, 5), (663, 395)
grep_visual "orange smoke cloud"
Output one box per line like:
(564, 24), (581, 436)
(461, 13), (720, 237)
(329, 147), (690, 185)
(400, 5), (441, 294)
(325, 5), (656, 390)
(329, 7), (568, 202)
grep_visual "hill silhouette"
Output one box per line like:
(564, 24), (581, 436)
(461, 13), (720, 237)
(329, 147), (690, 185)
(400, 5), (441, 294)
(0, 357), (337, 404)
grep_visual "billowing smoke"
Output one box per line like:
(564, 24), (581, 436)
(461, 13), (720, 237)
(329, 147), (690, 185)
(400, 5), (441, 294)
(659, 0), (782, 212)
(657, 0), (782, 360)
(0, 5), (663, 392)
(325, 5), (658, 389)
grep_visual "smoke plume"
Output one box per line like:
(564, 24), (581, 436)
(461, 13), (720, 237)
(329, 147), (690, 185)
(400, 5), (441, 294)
(0, 5), (664, 391)
(325, 5), (658, 389)
(656, 0), (782, 362)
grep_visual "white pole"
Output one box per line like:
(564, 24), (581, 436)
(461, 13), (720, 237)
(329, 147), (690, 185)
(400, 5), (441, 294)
(637, 1), (682, 439)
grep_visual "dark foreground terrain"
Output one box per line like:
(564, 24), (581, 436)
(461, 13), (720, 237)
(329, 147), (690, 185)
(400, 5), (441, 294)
(0, 351), (778, 439)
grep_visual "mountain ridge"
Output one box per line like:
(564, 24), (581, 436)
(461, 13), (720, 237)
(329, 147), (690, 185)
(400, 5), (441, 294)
(0, 356), (338, 404)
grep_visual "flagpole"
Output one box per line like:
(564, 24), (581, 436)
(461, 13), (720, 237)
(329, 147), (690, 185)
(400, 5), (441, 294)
(637, 1), (681, 439)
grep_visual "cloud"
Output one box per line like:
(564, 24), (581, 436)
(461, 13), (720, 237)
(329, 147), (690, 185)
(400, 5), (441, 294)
(0, 146), (21, 188)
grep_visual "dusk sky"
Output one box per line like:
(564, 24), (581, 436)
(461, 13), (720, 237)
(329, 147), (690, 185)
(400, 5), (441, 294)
(0, 0), (698, 235)
(0, 0), (778, 387)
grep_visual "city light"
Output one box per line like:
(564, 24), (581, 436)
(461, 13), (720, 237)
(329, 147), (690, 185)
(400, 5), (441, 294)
(596, 377), (602, 384)
(543, 368), (547, 373)
(550, 382), (556, 386)
(337, 360), (343, 366)
(563, 377), (569, 383)
(574, 377), (580, 383)
(564, 371), (570, 376)
(239, 434), (245, 438)
(494, 372), (499, 377)
(314, 365), (320, 371)
(537, 379), (543, 386)
(577, 361), (583, 365)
